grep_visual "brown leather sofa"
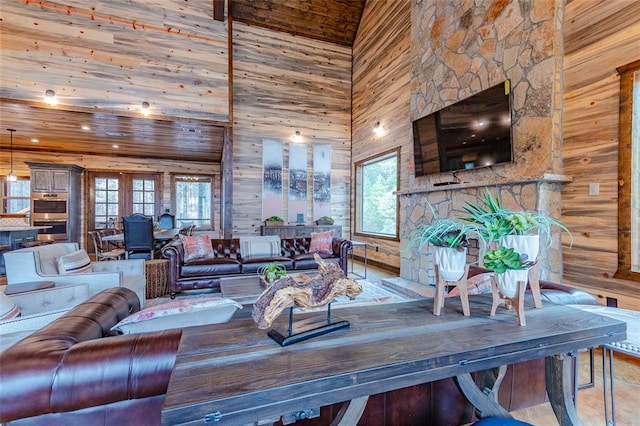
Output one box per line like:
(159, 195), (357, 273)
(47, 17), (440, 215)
(0, 287), (182, 426)
(162, 237), (352, 297)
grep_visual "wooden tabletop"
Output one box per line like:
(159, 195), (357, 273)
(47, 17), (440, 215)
(162, 296), (626, 425)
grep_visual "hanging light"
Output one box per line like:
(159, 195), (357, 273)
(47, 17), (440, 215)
(292, 130), (302, 143)
(6, 128), (17, 182)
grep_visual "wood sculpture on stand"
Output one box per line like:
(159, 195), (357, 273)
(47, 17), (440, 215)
(252, 254), (362, 346)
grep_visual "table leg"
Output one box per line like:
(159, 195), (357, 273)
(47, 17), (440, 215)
(546, 353), (583, 425)
(454, 372), (512, 419)
(330, 396), (369, 426)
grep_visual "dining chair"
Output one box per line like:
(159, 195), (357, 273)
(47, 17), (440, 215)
(158, 212), (176, 229)
(89, 230), (125, 261)
(122, 214), (154, 260)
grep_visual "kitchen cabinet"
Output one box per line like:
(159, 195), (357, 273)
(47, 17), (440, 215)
(31, 169), (70, 193)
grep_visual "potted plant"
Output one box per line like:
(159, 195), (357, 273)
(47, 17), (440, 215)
(462, 189), (572, 262)
(408, 204), (486, 282)
(315, 216), (334, 225)
(257, 263), (287, 284)
(264, 216), (284, 227)
(483, 246), (531, 298)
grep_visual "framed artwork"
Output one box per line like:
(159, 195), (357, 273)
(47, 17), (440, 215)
(262, 139), (283, 220)
(313, 144), (331, 220)
(288, 143), (308, 223)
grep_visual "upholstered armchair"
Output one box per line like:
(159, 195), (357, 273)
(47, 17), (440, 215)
(2, 242), (146, 307)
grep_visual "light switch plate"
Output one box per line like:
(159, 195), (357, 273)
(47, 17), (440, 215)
(589, 183), (599, 195)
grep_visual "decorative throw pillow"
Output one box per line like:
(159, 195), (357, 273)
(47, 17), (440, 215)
(240, 236), (281, 258)
(309, 230), (334, 253)
(448, 272), (493, 297)
(57, 249), (92, 274)
(0, 292), (20, 320)
(111, 296), (241, 334)
(180, 234), (215, 262)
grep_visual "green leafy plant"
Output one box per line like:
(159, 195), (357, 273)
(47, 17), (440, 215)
(408, 203), (487, 252)
(462, 189), (572, 246)
(257, 263), (287, 281)
(483, 246), (525, 273)
(264, 216), (284, 222)
(316, 216), (333, 222)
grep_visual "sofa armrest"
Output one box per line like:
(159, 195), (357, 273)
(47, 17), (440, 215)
(161, 240), (184, 296)
(92, 259), (146, 307)
(332, 238), (352, 274)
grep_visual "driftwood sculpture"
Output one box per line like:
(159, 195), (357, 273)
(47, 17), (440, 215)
(252, 254), (363, 329)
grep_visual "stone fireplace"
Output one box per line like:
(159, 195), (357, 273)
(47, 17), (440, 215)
(403, 0), (568, 286)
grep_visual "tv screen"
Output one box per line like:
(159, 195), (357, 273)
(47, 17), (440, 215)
(412, 81), (513, 176)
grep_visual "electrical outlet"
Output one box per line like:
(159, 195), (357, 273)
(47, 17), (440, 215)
(589, 183), (599, 196)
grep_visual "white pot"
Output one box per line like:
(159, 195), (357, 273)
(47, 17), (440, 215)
(494, 269), (529, 298)
(434, 246), (467, 282)
(499, 234), (539, 264)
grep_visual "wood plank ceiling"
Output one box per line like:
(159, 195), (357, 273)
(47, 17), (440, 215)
(1, 0), (365, 163)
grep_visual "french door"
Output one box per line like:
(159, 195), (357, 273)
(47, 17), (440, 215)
(87, 172), (160, 230)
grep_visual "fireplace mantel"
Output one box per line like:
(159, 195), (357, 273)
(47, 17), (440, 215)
(398, 174), (572, 196)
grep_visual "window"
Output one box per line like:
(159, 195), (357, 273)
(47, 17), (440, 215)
(616, 60), (640, 281)
(132, 178), (155, 216)
(1, 178), (30, 214)
(354, 149), (399, 239)
(88, 172), (159, 230)
(174, 175), (213, 228)
(94, 177), (120, 229)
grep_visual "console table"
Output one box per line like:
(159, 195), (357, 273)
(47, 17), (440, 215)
(260, 224), (341, 238)
(162, 296), (625, 425)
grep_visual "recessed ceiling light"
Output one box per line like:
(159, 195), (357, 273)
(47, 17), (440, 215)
(31, 138), (39, 143)
(112, 144), (119, 148)
(81, 125), (91, 131)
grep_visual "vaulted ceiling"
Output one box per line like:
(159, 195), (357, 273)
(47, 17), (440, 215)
(0, 0), (365, 163)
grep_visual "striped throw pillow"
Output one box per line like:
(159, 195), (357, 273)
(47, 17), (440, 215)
(58, 249), (92, 274)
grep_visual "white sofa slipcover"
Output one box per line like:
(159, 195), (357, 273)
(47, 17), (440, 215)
(2, 242), (146, 306)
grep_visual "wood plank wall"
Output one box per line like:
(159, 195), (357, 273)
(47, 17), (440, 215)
(561, 0), (640, 309)
(351, 0), (411, 270)
(0, 0), (229, 121)
(231, 23), (352, 236)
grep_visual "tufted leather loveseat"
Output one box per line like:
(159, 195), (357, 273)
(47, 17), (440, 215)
(0, 287), (182, 425)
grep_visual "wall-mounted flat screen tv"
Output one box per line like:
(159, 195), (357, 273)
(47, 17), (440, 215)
(412, 81), (513, 177)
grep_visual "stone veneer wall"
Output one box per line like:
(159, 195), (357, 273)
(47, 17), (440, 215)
(401, 181), (566, 285)
(403, 0), (567, 286)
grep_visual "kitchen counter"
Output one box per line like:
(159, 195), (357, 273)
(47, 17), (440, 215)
(0, 226), (51, 231)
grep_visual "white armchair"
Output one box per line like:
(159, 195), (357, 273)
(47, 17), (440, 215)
(2, 242), (146, 307)
(0, 282), (90, 350)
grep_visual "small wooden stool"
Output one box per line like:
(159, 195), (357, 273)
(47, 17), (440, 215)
(433, 264), (471, 316)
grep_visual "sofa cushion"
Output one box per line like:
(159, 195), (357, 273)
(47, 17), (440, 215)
(111, 296), (242, 334)
(181, 258), (242, 277)
(240, 257), (293, 274)
(180, 234), (215, 262)
(309, 230), (333, 253)
(0, 292), (20, 320)
(240, 236), (281, 259)
(57, 249), (92, 274)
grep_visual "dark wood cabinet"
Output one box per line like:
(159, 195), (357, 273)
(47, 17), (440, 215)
(260, 225), (342, 238)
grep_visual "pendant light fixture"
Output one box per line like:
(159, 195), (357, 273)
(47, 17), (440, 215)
(6, 128), (17, 182)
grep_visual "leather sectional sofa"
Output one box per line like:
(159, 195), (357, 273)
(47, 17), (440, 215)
(0, 287), (182, 425)
(161, 236), (352, 297)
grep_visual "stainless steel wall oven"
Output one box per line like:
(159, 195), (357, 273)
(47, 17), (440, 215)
(31, 192), (69, 240)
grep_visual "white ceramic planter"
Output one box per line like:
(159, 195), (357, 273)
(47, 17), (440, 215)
(434, 246), (467, 282)
(494, 269), (529, 298)
(499, 234), (539, 264)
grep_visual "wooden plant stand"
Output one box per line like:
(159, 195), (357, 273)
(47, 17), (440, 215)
(433, 264), (471, 316)
(490, 276), (527, 326)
